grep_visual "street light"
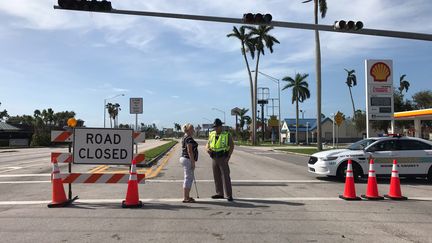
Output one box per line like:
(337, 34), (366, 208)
(212, 108), (226, 125)
(300, 110), (306, 120)
(104, 93), (124, 128)
(252, 70), (282, 145)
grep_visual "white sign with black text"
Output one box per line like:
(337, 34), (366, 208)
(73, 128), (133, 165)
(130, 97), (143, 114)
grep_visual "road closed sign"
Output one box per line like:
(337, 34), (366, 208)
(73, 128), (133, 165)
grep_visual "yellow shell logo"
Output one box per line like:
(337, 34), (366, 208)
(370, 62), (391, 82)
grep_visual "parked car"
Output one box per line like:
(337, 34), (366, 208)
(308, 135), (432, 182)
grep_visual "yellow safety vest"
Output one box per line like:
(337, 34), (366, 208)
(208, 131), (230, 152)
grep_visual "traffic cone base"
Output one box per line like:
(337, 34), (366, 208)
(121, 200), (143, 208)
(361, 194), (384, 200)
(339, 195), (361, 200)
(48, 196), (79, 208)
(384, 194), (408, 200)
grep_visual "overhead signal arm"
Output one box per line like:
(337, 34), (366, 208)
(54, 1), (432, 42)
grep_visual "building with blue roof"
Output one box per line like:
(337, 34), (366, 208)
(280, 117), (365, 144)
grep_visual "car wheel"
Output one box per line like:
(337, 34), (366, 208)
(336, 161), (363, 182)
(427, 166), (432, 184)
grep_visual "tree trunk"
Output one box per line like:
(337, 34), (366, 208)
(241, 43), (255, 145)
(296, 99), (299, 145)
(314, 0), (323, 151)
(253, 52), (261, 145)
(348, 86), (356, 118)
(110, 116), (112, 128)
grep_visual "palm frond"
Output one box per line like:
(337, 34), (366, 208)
(319, 0), (327, 18)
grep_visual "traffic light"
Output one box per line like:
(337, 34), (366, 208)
(58, 0), (112, 12)
(242, 13), (272, 25)
(333, 20), (363, 31)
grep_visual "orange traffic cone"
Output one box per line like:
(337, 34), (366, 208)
(48, 162), (73, 208)
(339, 160), (361, 200)
(361, 159), (384, 200)
(385, 159), (408, 200)
(122, 159), (143, 208)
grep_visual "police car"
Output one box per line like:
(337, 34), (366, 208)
(308, 135), (432, 182)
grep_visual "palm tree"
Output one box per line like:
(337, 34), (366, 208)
(398, 74), (410, 94)
(0, 102), (9, 122)
(303, 0), (327, 150)
(237, 108), (250, 131)
(282, 73), (311, 145)
(174, 123), (181, 132)
(227, 26), (256, 143)
(106, 103), (121, 128)
(247, 25), (280, 145)
(344, 69), (357, 118)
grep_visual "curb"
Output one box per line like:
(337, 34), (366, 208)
(137, 142), (178, 168)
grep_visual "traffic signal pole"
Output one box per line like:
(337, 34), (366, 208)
(53, 6), (432, 41)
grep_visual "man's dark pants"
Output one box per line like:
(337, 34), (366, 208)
(212, 156), (232, 197)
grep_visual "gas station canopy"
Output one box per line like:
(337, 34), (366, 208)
(393, 108), (432, 138)
(394, 108), (432, 120)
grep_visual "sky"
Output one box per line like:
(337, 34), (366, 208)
(0, 0), (431, 129)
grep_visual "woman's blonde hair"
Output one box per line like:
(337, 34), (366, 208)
(182, 123), (194, 133)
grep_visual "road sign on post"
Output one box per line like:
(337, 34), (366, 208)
(130, 98), (143, 114)
(334, 112), (344, 126)
(73, 128), (133, 165)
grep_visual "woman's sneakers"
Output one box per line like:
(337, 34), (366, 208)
(182, 198), (196, 203)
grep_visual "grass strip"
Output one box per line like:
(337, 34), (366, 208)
(144, 140), (178, 161)
(275, 148), (321, 155)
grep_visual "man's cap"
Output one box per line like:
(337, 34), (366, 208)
(212, 118), (223, 127)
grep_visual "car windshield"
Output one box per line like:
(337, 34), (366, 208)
(348, 139), (377, 150)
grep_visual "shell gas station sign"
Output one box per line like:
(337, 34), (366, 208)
(365, 60), (394, 120)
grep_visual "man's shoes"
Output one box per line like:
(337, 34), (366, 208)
(211, 194), (224, 199)
(227, 196), (234, 202)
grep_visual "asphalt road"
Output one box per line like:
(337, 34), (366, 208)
(0, 140), (431, 243)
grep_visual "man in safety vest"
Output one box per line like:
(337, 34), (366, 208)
(205, 118), (235, 201)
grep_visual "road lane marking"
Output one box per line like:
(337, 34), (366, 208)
(146, 179), (331, 183)
(0, 174), (50, 178)
(147, 145), (177, 178)
(2, 197), (432, 205)
(88, 165), (107, 173)
(0, 181), (51, 184)
(0, 179), (332, 184)
(0, 163), (47, 174)
(0, 159), (48, 169)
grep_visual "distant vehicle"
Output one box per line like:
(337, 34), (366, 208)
(308, 135), (432, 182)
